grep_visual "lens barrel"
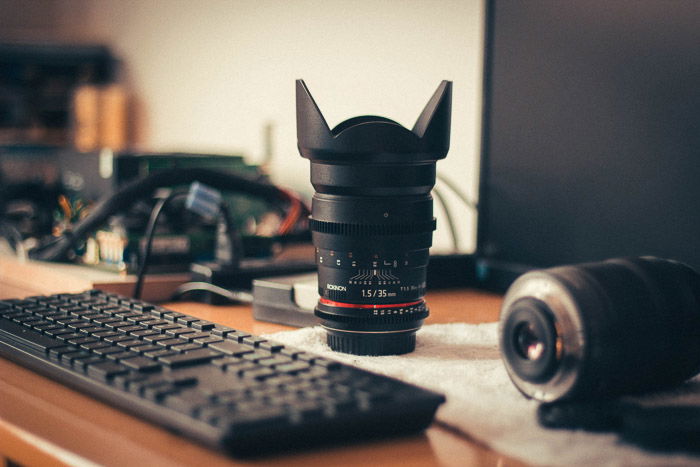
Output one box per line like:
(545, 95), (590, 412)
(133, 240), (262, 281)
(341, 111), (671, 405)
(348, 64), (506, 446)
(499, 257), (700, 402)
(296, 80), (452, 355)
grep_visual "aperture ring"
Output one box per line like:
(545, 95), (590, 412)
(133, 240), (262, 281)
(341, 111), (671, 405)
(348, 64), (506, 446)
(309, 218), (436, 236)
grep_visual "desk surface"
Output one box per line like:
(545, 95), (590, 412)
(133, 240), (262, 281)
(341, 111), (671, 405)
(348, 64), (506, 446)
(0, 287), (526, 466)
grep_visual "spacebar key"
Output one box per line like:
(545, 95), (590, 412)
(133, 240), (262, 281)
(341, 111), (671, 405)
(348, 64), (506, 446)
(0, 317), (64, 354)
(158, 348), (222, 368)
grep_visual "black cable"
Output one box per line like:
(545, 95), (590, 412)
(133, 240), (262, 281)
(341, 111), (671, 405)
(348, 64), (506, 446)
(171, 282), (254, 304)
(436, 173), (478, 211)
(217, 203), (244, 268)
(133, 191), (187, 299)
(29, 168), (292, 262)
(0, 220), (25, 258)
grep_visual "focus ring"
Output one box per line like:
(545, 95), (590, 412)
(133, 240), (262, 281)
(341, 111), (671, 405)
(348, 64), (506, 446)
(309, 218), (436, 236)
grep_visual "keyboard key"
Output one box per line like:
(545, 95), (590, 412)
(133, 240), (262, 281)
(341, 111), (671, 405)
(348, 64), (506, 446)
(130, 329), (160, 338)
(80, 341), (113, 352)
(127, 315), (158, 324)
(88, 361), (129, 381)
(193, 336), (224, 346)
(165, 328), (198, 337)
(191, 320), (216, 331)
(157, 338), (189, 348)
(143, 334), (173, 344)
(92, 345), (124, 356)
(276, 361), (312, 374)
(176, 316), (199, 326)
(152, 324), (181, 332)
(223, 361), (258, 375)
(242, 351), (274, 363)
(106, 351), (139, 362)
(116, 339), (144, 349)
(104, 321), (131, 329)
(61, 350), (92, 366)
(158, 348), (222, 368)
(104, 335), (135, 344)
(121, 356), (162, 372)
(117, 325), (146, 333)
(112, 373), (149, 390)
(67, 321), (95, 331)
(93, 316), (123, 325)
(209, 340), (254, 356)
(171, 343), (202, 352)
(241, 337), (268, 347)
(210, 325), (236, 336)
(74, 356), (105, 372)
(140, 319), (169, 327)
(226, 331), (252, 342)
(55, 332), (84, 342)
(259, 341), (285, 352)
(165, 311), (187, 320)
(67, 336), (99, 346)
(129, 344), (162, 354)
(241, 367), (277, 381)
(144, 349), (177, 359)
(258, 356), (294, 367)
(181, 332), (210, 341)
(92, 331), (120, 339)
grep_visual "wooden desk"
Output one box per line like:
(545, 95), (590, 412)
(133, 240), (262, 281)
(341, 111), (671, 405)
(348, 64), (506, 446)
(0, 287), (525, 466)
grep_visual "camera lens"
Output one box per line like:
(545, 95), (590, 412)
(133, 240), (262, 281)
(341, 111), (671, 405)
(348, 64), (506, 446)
(499, 257), (700, 402)
(296, 80), (452, 355)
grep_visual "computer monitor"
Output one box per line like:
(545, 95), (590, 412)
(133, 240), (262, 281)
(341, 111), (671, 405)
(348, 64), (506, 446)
(476, 0), (700, 290)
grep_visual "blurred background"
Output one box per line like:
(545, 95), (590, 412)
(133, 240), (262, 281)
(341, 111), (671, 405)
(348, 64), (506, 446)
(0, 0), (484, 259)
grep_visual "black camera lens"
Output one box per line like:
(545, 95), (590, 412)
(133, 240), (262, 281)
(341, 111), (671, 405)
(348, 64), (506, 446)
(296, 79), (452, 355)
(499, 257), (700, 402)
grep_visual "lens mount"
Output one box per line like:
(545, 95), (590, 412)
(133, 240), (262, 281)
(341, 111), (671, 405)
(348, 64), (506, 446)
(315, 298), (428, 355)
(499, 272), (587, 402)
(502, 298), (560, 383)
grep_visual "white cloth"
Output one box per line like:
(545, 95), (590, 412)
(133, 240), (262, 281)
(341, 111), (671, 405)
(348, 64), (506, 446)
(265, 323), (700, 466)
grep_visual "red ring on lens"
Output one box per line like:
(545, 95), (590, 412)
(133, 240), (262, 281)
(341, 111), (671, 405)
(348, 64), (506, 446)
(319, 298), (424, 309)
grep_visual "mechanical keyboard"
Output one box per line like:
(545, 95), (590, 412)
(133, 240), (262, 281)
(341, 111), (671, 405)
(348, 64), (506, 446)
(0, 290), (444, 456)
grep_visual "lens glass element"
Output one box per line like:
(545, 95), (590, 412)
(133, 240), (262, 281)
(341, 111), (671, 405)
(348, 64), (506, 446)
(514, 322), (545, 361)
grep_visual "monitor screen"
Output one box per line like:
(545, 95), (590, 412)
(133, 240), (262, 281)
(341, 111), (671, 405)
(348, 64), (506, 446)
(477, 0), (700, 286)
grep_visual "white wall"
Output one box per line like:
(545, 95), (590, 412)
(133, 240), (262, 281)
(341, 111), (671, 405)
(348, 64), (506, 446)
(18, 0), (486, 253)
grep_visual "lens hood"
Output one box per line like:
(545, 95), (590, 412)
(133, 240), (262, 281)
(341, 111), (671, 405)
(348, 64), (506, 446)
(296, 80), (452, 163)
